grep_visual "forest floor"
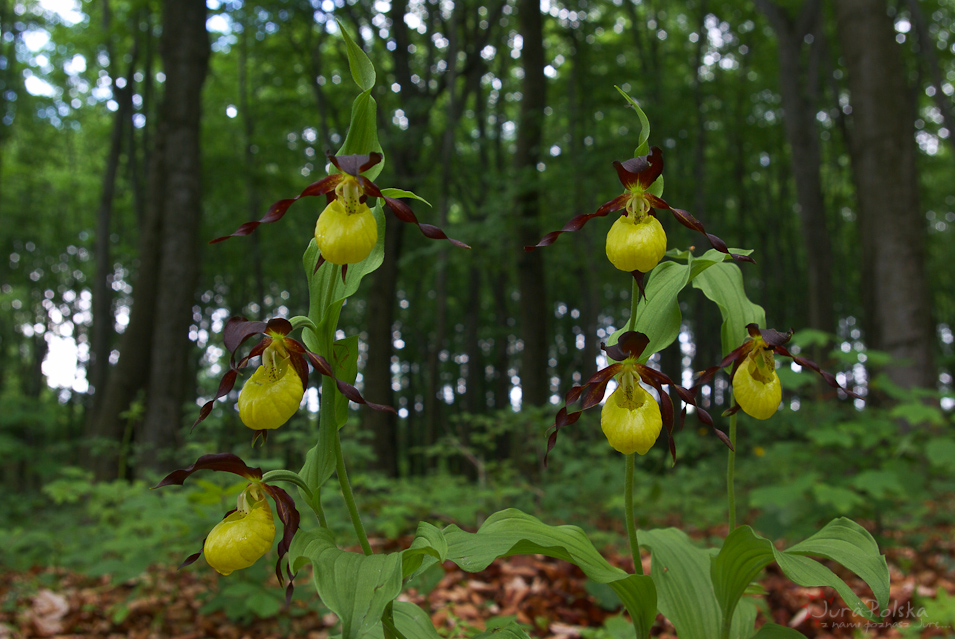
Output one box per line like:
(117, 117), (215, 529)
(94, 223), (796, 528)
(3, 524), (954, 639)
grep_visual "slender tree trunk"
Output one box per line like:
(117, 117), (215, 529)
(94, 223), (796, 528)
(834, 0), (935, 393)
(136, 0), (209, 475)
(515, 0), (548, 408)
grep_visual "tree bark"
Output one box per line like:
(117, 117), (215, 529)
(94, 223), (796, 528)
(514, 0), (548, 408)
(834, 0), (935, 392)
(136, 0), (210, 475)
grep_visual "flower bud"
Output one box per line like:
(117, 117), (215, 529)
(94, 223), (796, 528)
(600, 375), (663, 455)
(204, 498), (276, 576)
(732, 351), (782, 420)
(314, 199), (378, 265)
(237, 354), (305, 431)
(605, 214), (667, 273)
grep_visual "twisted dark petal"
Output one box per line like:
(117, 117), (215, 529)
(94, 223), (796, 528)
(524, 194), (629, 250)
(643, 374), (675, 463)
(713, 426), (735, 451)
(648, 199), (756, 265)
(263, 483), (300, 591)
(233, 340), (269, 372)
(384, 195), (470, 249)
(265, 318), (293, 337)
(721, 404), (742, 418)
(313, 253), (326, 274)
(224, 316), (268, 354)
(154, 453), (263, 488)
(298, 348), (397, 413)
(341, 263), (348, 284)
(776, 346), (863, 400)
(692, 341), (753, 393)
(193, 369), (239, 430)
(581, 376), (613, 411)
(613, 146), (664, 190)
(290, 355), (310, 391)
(544, 406), (584, 467)
(210, 174), (342, 243)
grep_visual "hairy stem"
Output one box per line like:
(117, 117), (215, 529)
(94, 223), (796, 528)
(726, 408), (738, 531)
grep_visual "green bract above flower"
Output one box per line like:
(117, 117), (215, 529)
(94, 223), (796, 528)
(194, 317), (394, 441)
(211, 152), (469, 273)
(546, 331), (713, 464)
(154, 453), (300, 599)
(695, 324), (861, 424)
(525, 147), (754, 274)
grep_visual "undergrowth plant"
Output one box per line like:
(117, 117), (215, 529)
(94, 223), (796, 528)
(154, 25), (890, 639)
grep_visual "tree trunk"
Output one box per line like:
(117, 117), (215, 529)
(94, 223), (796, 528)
(136, 0), (209, 475)
(758, 0), (835, 337)
(834, 0), (935, 393)
(514, 0), (548, 408)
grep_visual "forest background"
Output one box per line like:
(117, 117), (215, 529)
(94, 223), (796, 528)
(1, 0), (955, 634)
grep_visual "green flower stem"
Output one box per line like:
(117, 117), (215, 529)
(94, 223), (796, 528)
(335, 422), (373, 556)
(312, 489), (328, 528)
(726, 408), (738, 531)
(625, 453), (644, 576)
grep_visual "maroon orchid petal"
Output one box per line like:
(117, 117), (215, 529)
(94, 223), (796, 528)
(580, 376), (614, 411)
(313, 253), (326, 274)
(178, 550), (203, 570)
(713, 426), (735, 451)
(224, 317), (269, 354)
(262, 483), (300, 591)
(642, 374), (675, 463)
(775, 347), (862, 400)
(327, 152), (382, 177)
(211, 174), (343, 243)
(613, 146), (664, 190)
(154, 453), (264, 489)
(289, 355), (310, 392)
(617, 331), (651, 360)
(752, 325), (793, 347)
(193, 369), (239, 430)
(234, 339), (270, 371)
(653, 203), (755, 265)
(544, 406), (585, 467)
(631, 269), (648, 299)
(525, 194), (629, 251)
(582, 363), (623, 388)
(265, 318), (293, 337)
(295, 347), (396, 413)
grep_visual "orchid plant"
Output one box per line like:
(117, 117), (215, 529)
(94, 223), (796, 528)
(155, 25), (890, 639)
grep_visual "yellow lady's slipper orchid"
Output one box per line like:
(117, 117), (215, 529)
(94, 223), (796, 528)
(211, 152), (469, 273)
(526, 146), (753, 273)
(204, 493), (276, 576)
(314, 198), (378, 265)
(194, 317), (395, 438)
(605, 214), (667, 273)
(546, 331), (711, 464)
(732, 349), (782, 420)
(600, 372), (663, 455)
(695, 324), (860, 426)
(156, 453), (302, 591)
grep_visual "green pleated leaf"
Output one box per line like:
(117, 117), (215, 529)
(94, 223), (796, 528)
(639, 528), (722, 639)
(711, 522), (888, 627)
(382, 601), (443, 639)
(692, 261), (766, 356)
(441, 509), (656, 639)
(609, 249), (730, 360)
(401, 521), (448, 581)
(289, 528), (404, 639)
(336, 19), (376, 92)
(750, 623), (807, 639)
(338, 91), (383, 180)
